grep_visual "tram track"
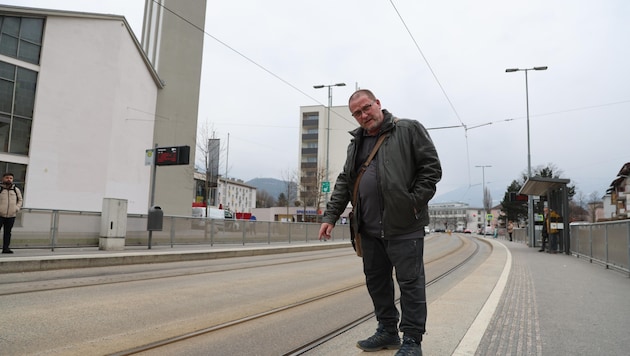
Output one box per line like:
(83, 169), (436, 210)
(0, 234), (461, 297)
(106, 234), (486, 356)
(0, 249), (352, 296)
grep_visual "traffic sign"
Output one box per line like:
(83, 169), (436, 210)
(322, 181), (330, 193)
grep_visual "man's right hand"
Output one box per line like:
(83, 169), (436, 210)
(319, 223), (334, 240)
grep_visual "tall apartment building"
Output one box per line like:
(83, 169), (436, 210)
(298, 104), (357, 211)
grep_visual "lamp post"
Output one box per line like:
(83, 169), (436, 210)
(313, 83), (346, 206)
(476, 165), (492, 233)
(505, 66), (547, 247)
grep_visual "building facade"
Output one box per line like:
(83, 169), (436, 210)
(193, 171), (256, 215)
(602, 162), (630, 221)
(142, 0), (206, 216)
(427, 202), (502, 233)
(0, 3), (206, 216)
(298, 104), (356, 211)
(0, 6), (161, 214)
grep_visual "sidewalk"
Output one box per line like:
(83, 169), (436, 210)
(475, 240), (630, 355)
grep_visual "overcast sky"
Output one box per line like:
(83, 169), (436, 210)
(6, 0), (629, 206)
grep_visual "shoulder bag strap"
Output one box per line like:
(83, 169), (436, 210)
(352, 133), (389, 207)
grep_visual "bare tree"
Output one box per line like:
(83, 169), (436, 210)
(483, 187), (493, 213)
(281, 169), (298, 216)
(587, 191), (602, 222)
(313, 166), (327, 213)
(300, 166), (327, 214)
(256, 190), (275, 208)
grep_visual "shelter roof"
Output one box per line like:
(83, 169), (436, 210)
(519, 176), (571, 196)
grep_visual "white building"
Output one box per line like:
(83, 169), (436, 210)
(428, 202), (487, 232)
(193, 171), (256, 215)
(0, 2), (206, 215)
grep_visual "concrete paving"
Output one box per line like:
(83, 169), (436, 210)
(2, 237), (628, 355)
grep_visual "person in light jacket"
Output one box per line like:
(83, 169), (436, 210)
(0, 172), (23, 254)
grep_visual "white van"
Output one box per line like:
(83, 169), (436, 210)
(192, 207), (225, 231)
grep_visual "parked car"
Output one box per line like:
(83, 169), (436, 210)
(464, 229), (472, 234)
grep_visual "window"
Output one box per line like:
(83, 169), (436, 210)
(0, 160), (26, 193)
(0, 61), (37, 155)
(0, 16), (44, 65)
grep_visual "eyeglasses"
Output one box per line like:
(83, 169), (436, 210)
(351, 100), (375, 119)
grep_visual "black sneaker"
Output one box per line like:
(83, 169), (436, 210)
(394, 336), (422, 356)
(2, 249), (13, 254)
(356, 326), (400, 351)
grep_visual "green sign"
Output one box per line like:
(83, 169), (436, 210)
(322, 181), (330, 193)
(486, 214), (493, 221)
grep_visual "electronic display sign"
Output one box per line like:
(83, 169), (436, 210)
(155, 145), (190, 166)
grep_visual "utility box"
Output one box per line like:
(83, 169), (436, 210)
(147, 205), (163, 231)
(99, 198), (128, 251)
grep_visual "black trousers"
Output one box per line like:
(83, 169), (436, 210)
(361, 233), (426, 340)
(1, 216), (15, 250)
(540, 233), (548, 251)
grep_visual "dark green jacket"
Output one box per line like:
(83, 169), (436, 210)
(322, 110), (442, 237)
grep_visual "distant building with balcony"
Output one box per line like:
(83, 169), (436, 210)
(602, 162), (630, 221)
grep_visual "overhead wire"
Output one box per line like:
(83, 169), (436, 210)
(388, 0), (473, 185)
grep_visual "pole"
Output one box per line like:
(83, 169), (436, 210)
(506, 66), (547, 248)
(525, 70), (536, 248)
(313, 83), (345, 208)
(325, 86), (332, 207)
(224, 133), (229, 209)
(205, 139), (209, 217)
(476, 165), (491, 233)
(149, 143), (157, 249)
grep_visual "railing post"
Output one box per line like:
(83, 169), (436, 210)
(589, 224), (593, 263)
(604, 224), (609, 269)
(170, 216), (175, 248)
(242, 222), (246, 246)
(50, 210), (59, 251)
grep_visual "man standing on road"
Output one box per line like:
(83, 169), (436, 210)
(1, 172), (23, 254)
(318, 89), (442, 356)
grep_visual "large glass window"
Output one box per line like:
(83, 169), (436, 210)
(0, 16), (44, 65)
(0, 61), (36, 155)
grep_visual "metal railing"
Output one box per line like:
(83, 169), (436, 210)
(570, 220), (630, 275)
(491, 221), (629, 276)
(12, 208), (350, 251)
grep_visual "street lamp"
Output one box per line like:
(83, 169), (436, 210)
(313, 83), (346, 206)
(505, 66), (547, 247)
(476, 165), (492, 233)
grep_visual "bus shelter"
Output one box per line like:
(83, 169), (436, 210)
(519, 177), (571, 253)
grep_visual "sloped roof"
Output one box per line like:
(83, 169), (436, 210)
(616, 162), (630, 177)
(0, 5), (163, 88)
